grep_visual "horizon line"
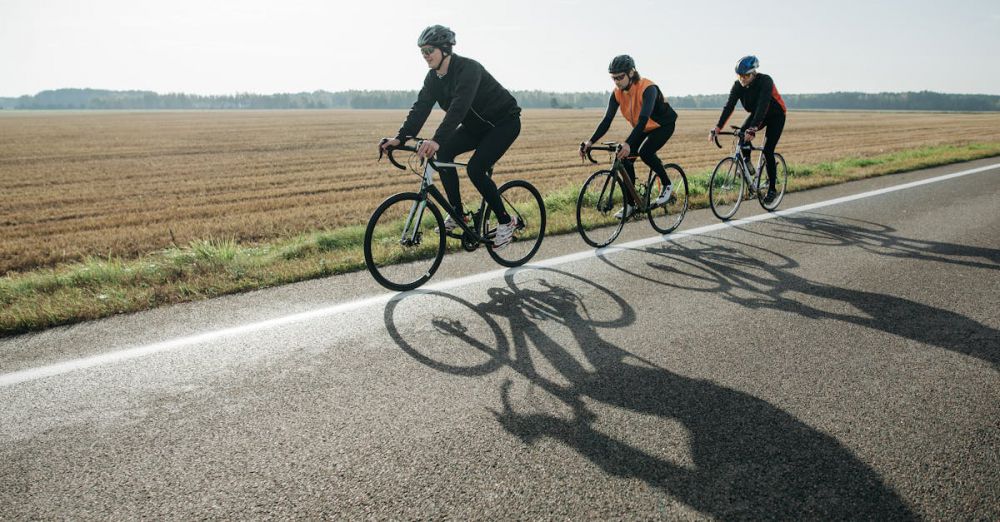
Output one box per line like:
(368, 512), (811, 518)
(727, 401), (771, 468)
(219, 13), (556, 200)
(4, 87), (1000, 99)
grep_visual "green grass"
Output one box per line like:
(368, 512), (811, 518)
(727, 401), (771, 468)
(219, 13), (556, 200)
(2, 142), (999, 336)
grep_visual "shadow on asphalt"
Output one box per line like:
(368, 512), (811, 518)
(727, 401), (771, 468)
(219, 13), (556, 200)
(383, 267), (914, 518)
(600, 212), (999, 369)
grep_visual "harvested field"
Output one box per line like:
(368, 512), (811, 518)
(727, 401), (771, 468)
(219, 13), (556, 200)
(3, 109), (1000, 275)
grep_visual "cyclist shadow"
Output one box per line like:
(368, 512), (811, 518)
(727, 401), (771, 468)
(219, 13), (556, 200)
(750, 212), (1000, 272)
(606, 214), (999, 369)
(384, 269), (913, 518)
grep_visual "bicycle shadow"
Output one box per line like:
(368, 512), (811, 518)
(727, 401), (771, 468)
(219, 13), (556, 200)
(748, 212), (1000, 272)
(383, 269), (913, 518)
(599, 214), (999, 369)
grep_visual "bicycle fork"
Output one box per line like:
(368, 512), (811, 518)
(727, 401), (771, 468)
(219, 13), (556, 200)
(400, 199), (427, 246)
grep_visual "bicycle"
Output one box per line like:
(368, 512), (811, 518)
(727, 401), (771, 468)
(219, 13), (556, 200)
(576, 142), (689, 248)
(708, 126), (788, 220)
(364, 138), (546, 291)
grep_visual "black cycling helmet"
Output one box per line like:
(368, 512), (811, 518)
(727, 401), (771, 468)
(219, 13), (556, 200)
(417, 25), (456, 49)
(608, 55), (635, 74)
(608, 54), (635, 74)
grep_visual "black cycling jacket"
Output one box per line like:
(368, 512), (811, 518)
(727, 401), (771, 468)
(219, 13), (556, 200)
(589, 84), (677, 145)
(716, 73), (787, 129)
(396, 54), (521, 145)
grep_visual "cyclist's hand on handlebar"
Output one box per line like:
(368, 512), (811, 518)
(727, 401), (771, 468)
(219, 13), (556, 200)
(380, 138), (400, 152)
(417, 139), (439, 160)
(579, 140), (592, 159)
(709, 126), (721, 143)
(616, 142), (631, 160)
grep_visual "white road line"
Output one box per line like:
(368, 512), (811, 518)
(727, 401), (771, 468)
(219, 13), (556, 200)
(1, 162), (997, 387)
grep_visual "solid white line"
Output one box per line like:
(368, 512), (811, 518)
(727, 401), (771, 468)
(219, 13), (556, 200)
(1, 162), (997, 387)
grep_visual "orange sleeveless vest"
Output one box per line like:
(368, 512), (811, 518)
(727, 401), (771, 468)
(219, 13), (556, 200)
(613, 78), (661, 132)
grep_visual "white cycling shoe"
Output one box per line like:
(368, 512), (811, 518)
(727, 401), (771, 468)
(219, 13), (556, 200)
(614, 204), (635, 220)
(653, 184), (674, 206)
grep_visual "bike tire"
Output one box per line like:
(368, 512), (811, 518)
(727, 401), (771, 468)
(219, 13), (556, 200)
(757, 152), (788, 211)
(363, 192), (445, 291)
(646, 164), (689, 234)
(709, 157), (745, 221)
(576, 169), (627, 248)
(485, 179), (546, 267)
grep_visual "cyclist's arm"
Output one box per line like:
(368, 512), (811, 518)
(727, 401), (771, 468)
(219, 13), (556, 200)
(748, 74), (775, 129)
(624, 85), (660, 144)
(432, 60), (483, 144)
(716, 81), (740, 128)
(395, 73), (437, 143)
(588, 93), (618, 144)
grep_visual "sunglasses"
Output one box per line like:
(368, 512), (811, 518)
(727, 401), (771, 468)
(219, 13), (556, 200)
(420, 46), (438, 56)
(611, 73), (627, 81)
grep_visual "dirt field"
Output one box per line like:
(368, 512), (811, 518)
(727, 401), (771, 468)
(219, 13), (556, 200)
(3, 109), (1000, 274)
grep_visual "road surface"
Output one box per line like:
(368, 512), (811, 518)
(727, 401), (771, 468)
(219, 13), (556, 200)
(2, 158), (998, 519)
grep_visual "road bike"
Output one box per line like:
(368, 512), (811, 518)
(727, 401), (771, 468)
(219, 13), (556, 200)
(364, 138), (546, 291)
(575, 142), (689, 248)
(708, 126), (788, 220)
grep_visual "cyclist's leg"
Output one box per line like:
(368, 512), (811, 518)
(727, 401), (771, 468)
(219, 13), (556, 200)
(436, 125), (480, 213)
(466, 116), (520, 224)
(762, 113), (785, 187)
(636, 122), (675, 185)
(620, 158), (638, 207)
(740, 115), (754, 164)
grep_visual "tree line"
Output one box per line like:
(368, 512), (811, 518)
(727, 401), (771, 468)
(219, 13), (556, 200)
(2, 88), (998, 111)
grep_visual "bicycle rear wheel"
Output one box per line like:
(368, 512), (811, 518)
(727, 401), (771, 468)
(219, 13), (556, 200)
(576, 169), (627, 248)
(485, 179), (546, 266)
(709, 157), (745, 221)
(757, 152), (788, 211)
(364, 192), (445, 291)
(646, 164), (689, 234)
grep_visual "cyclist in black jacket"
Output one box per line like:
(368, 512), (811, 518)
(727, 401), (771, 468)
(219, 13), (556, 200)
(581, 55), (678, 219)
(380, 25), (522, 249)
(710, 55), (787, 203)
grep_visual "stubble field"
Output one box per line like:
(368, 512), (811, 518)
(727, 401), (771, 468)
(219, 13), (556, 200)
(3, 109), (1000, 275)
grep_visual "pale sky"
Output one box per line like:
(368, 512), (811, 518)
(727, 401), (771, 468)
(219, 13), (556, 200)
(2, 0), (998, 97)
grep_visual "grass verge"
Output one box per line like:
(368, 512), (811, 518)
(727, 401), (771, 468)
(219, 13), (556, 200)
(3, 143), (999, 336)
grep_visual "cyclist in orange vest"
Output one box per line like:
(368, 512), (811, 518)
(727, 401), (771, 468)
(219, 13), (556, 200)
(581, 55), (679, 219)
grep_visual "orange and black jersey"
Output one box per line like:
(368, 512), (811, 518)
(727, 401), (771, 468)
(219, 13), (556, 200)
(589, 81), (678, 145)
(396, 54), (521, 145)
(717, 73), (787, 129)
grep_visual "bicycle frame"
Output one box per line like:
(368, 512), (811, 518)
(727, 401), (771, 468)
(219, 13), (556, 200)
(381, 139), (496, 247)
(582, 143), (650, 212)
(714, 129), (768, 197)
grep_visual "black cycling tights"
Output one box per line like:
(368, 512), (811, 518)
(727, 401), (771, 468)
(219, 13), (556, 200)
(436, 117), (521, 225)
(621, 121), (675, 205)
(742, 113), (785, 187)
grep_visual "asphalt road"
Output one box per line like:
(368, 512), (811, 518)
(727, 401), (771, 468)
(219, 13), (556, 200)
(2, 159), (998, 519)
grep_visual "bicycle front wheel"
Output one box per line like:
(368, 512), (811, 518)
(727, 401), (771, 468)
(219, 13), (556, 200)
(646, 164), (689, 234)
(485, 179), (546, 267)
(709, 157), (745, 221)
(364, 192), (445, 291)
(576, 169), (627, 248)
(758, 152), (788, 211)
